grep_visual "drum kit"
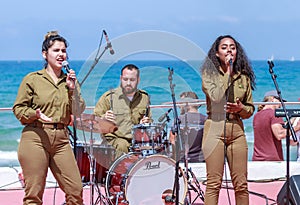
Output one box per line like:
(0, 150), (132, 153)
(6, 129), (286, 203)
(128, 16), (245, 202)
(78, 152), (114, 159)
(72, 98), (205, 205)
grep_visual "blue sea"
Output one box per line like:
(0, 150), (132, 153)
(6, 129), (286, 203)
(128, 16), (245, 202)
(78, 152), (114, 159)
(1, 60), (300, 166)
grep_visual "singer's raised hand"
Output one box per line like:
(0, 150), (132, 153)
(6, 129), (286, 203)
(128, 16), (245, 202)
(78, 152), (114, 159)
(66, 69), (76, 90)
(225, 97), (243, 113)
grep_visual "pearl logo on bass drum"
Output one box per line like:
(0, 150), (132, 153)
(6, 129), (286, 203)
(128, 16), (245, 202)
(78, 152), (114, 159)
(144, 161), (161, 170)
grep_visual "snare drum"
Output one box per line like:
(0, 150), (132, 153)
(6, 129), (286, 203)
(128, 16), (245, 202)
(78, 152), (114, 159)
(105, 153), (187, 205)
(131, 123), (165, 154)
(75, 143), (116, 184)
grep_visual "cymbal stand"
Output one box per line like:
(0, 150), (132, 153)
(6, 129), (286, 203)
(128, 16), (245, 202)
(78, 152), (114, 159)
(81, 117), (108, 205)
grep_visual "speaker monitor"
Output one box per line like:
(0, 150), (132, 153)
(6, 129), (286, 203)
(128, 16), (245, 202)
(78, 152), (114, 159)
(277, 175), (300, 205)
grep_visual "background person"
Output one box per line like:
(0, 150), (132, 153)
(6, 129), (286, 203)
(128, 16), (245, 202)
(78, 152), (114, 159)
(201, 35), (256, 205)
(94, 64), (151, 155)
(252, 90), (299, 161)
(13, 31), (86, 204)
(178, 91), (207, 163)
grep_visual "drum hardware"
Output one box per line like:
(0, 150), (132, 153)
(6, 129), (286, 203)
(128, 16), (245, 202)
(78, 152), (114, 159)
(130, 123), (166, 156)
(76, 113), (116, 205)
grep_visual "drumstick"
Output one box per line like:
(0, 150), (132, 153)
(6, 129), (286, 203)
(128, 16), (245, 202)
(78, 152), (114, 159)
(110, 88), (113, 111)
(145, 97), (150, 117)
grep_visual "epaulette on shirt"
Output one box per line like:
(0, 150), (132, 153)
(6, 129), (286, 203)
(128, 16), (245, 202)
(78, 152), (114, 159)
(139, 89), (148, 96)
(104, 89), (116, 97)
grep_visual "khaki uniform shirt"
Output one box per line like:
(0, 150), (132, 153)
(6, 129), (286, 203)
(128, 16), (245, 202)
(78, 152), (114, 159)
(201, 68), (255, 158)
(94, 87), (150, 140)
(13, 68), (86, 125)
(202, 69), (254, 120)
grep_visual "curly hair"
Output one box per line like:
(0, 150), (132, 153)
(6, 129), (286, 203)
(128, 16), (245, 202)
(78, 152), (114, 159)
(201, 35), (256, 90)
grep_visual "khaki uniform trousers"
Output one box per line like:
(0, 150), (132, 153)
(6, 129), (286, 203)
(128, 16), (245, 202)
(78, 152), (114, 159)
(203, 119), (249, 205)
(18, 126), (83, 205)
(106, 136), (131, 159)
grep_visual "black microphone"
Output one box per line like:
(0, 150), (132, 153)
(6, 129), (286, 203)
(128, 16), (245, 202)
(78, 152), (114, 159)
(62, 60), (71, 73)
(62, 61), (75, 80)
(158, 108), (172, 122)
(103, 30), (115, 55)
(229, 58), (233, 72)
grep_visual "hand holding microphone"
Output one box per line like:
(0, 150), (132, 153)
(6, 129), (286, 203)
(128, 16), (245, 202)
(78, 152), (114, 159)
(226, 55), (233, 74)
(62, 61), (76, 89)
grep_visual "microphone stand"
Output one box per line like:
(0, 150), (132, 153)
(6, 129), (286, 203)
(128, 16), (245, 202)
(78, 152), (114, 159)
(167, 67), (184, 205)
(268, 60), (297, 204)
(79, 30), (110, 87)
(75, 30), (112, 205)
(222, 61), (233, 204)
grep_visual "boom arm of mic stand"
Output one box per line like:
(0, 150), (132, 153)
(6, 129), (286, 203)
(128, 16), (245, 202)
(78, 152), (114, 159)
(79, 47), (108, 87)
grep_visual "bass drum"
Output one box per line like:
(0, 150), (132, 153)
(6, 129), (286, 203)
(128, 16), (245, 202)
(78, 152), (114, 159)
(105, 153), (187, 205)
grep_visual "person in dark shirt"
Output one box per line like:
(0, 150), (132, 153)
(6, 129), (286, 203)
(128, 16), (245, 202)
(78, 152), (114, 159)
(178, 91), (206, 162)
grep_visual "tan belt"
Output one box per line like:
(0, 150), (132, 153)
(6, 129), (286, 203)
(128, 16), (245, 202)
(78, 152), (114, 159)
(207, 113), (240, 121)
(27, 121), (66, 129)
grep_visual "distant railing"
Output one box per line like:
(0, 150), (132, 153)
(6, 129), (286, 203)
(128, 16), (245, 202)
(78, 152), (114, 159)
(2, 101), (300, 112)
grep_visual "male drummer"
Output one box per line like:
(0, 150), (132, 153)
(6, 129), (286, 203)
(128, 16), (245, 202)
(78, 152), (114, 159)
(179, 91), (207, 162)
(94, 64), (151, 156)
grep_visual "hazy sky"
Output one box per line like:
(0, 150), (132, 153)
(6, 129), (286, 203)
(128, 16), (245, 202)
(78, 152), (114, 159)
(1, 0), (300, 61)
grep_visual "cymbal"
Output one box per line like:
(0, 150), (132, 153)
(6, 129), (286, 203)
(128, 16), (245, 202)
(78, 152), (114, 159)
(162, 98), (206, 105)
(75, 113), (118, 134)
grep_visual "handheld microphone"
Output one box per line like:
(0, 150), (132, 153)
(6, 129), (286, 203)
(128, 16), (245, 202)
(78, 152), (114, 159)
(62, 60), (71, 73)
(62, 61), (75, 80)
(158, 108), (172, 122)
(229, 58), (233, 73)
(103, 30), (115, 55)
